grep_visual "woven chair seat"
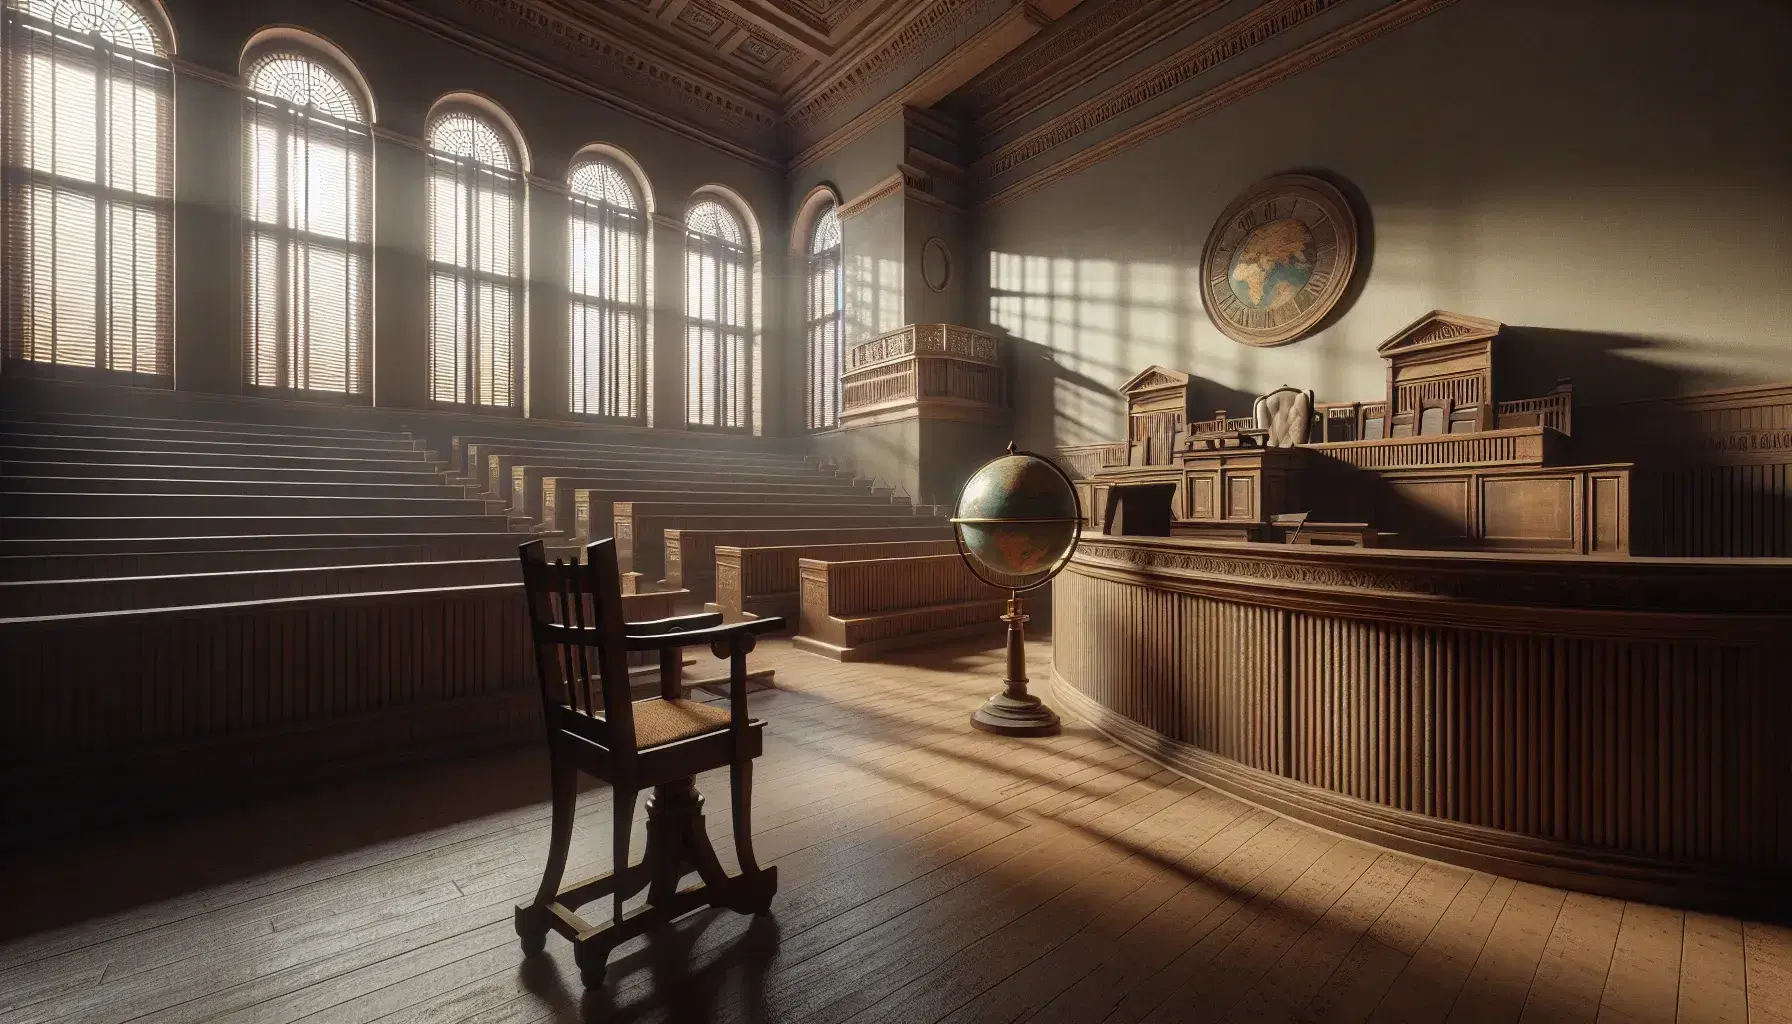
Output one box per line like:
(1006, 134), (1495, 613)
(599, 697), (732, 748)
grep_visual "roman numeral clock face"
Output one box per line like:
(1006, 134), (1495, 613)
(1200, 174), (1359, 347)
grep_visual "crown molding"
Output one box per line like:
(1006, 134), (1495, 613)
(962, 0), (1233, 136)
(783, 0), (1011, 146)
(837, 170), (907, 218)
(974, 0), (1356, 183)
(981, 0), (1463, 208)
(346, 0), (781, 168)
(788, 1), (1046, 175)
(837, 165), (964, 219)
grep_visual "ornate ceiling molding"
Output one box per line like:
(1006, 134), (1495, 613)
(980, 0), (1464, 208)
(975, 0), (1356, 182)
(958, 0), (1232, 136)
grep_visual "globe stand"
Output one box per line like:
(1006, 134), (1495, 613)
(970, 591), (1061, 737)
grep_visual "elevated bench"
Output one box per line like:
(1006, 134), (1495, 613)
(711, 539), (961, 623)
(664, 524), (957, 602)
(792, 553), (1007, 661)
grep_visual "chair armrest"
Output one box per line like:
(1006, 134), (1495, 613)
(623, 615), (785, 653)
(626, 611), (723, 635)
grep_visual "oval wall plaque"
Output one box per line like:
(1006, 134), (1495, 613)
(921, 237), (952, 292)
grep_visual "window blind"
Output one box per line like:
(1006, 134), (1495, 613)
(426, 112), (522, 408)
(567, 160), (646, 421)
(242, 54), (371, 396)
(2, 0), (171, 376)
(684, 199), (748, 431)
(805, 204), (843, 430)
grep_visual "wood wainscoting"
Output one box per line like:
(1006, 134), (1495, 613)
(1051, 537), (1792, 914)
(0, 584), (539, 841)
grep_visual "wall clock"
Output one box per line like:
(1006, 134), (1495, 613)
(1200, 173), (1359, 347)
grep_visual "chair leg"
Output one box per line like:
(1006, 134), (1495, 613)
(730, 760), (776, 914)
(611, 785), (639, 927)
(517, 754), (577, 956)
(731, 760), (760, 875)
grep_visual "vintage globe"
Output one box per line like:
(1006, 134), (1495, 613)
(952, 446), (1082, 591)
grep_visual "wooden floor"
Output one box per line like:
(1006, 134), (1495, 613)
(1, 640), (1787, 1024)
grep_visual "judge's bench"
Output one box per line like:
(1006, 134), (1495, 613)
(1051, 311), (1791, 916)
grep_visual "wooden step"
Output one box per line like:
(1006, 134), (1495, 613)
(710, 539), (963, 623)
(0, 474), (475, 500)
(1, 513), (518, 541)
(0, 558), (522, 615)
(792, 598), (1007, 661)
(0, 543), (511, 582)
(474, 450), (832, 501)
(0, 491), (503, 518)
(0, 418), (425, 450)
(0, 431), (438, 462)
(0, 531), (528, 560)
(0, 459), (450, 484)
(522, 470), (869, 525)
(0, 445), (445, 473)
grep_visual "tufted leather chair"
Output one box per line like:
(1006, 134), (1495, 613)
(1253, 387), (1314, 448)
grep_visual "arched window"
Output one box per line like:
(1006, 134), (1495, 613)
(426, 110), (522, 407)
(804, 203), (843, 430)
(2, 0), (173, 375)
(684, 198), (750, 430)
(243, 47), (372, 396)
(567, 158), (646, 421)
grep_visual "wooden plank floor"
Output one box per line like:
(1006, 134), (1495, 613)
(1, 639), (1786, 1023)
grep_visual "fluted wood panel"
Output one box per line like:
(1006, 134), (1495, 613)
(1656, 463), (1791, 557)
(1053, 539), (1792, 909)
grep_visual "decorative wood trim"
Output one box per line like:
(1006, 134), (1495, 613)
(982, 0), (1463, 207)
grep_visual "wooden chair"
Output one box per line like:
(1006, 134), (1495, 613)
(514, 538), (784, 988)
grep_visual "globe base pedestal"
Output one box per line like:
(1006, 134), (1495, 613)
(971, 693), (1061, 737)
(971, 592), (1061, 738)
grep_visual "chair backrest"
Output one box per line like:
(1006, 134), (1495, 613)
(519, 538), (637, 755)
(1253, 387), (1313, 448)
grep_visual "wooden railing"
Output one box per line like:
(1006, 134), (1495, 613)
(1306, 425), (1558, 470)
(1495, 383), (1574, 435)
(1055, 537), (1792, 913)
(1055, 442), (1128, 479)
(839, 324), (1007, 427)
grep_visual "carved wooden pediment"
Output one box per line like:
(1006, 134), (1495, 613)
(1377, 311), (1504, 355)
(1120, 366), (1190, 394)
